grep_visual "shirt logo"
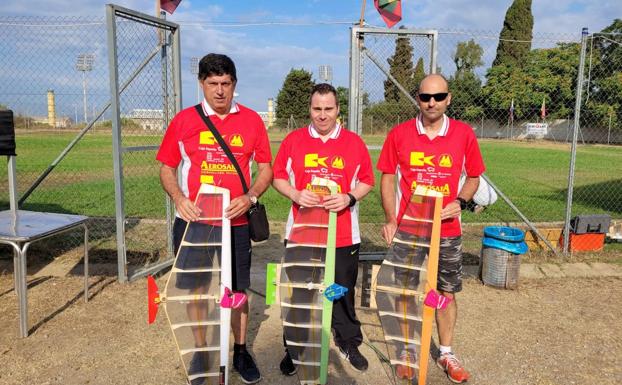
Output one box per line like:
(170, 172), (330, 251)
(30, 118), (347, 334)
(199, 131), (216, 145)
(410, 151), (435, 167)
(229, 134), (244, 147)
(331, 156), (345, 169)
(410, 180), (451, 196)
(200, 175), (214, 184)
(439, 154), (453, 168)
(304, 153), (328, 168)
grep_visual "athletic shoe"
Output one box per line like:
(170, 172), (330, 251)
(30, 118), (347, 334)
(187, 351), (208, 385)
(233, 350), (262, 384)
(279, 349), (297, 376)
(437, 352), (470, 383)
(395, 350), (416, 380)
(338, 341), (369, 372)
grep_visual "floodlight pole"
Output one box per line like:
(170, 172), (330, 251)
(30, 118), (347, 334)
(82, 71), (88, 123)
(76, 54), (94, 123)
(190, 56), (200, 103)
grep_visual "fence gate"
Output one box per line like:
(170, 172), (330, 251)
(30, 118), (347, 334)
(106, 4), (181, 282)
(348, 26), (438, 257)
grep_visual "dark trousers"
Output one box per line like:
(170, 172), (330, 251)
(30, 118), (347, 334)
(282, 243), (363, 349)
(332, 244), (363, 347)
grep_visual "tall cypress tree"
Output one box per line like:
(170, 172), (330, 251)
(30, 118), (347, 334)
(384, 29), (417, 102)
(492, 0), (533, 67)
(275, 69), (315, 128)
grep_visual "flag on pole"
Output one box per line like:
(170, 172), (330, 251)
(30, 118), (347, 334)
(540, 97), (546, 120)
(374, 0), (402, 28)
(509, 99), (514, 124)
(160, 0), (181, 14)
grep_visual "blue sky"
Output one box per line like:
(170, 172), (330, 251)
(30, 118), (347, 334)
(2, 0), (621, 113)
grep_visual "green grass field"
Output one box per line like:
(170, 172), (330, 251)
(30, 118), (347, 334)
(1, 131), (620, 224)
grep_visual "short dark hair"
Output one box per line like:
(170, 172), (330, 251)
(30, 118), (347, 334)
(198, 53), (237, 82)
(310, 83), (338, 106)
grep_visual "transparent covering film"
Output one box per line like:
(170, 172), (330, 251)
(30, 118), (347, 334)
(280, 197), (331, 385)
(164, 186), (230, 385)
(374, 188), (442, 383)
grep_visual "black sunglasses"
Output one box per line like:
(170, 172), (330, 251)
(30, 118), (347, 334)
(418, 93), (449, 102)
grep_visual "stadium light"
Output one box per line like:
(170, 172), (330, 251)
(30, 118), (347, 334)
(76, 53), (95, 123)
(190, 57), (200, 103)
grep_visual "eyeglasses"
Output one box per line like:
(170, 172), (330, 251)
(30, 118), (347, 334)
(418, 93), (449, 102)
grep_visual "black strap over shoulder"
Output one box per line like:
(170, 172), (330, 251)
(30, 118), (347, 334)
(194, 104), (249, 193)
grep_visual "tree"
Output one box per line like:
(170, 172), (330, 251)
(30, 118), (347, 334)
(454, 39), (484, 75)
(384, 28), (418, 103)
(336, 86), (349, 122)
(492, 0), (533, 67)
(275, 69), (314, 128)
(584, 19), (622, 129)
(448, 40), (485, 122)
(412, 57), (426, 92)
(483, 42), (580, 121)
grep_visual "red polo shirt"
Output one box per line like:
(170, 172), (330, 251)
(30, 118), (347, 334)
(377, 115), (485, 237)
(156, 100), (272, 226)
(273, 124), (375, 247)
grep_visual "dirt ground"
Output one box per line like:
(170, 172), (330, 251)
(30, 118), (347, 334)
(1, 230), (621, 385)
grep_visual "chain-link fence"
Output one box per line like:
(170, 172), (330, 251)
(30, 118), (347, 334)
(1, 16), (620, 267)
(0, 15), (115, 264)
(350, 26), (621, 257)
(0, 9), (181, 280)
(107, 5), (181, 281)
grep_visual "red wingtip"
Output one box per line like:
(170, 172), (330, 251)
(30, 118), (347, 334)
(147, 275), (161, 324)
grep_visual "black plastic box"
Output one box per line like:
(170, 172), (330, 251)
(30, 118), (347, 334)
(0, 109), (16, 156)
(570, 214), (611, 234)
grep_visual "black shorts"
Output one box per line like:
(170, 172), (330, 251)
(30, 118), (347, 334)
(173, 217), (252, 291)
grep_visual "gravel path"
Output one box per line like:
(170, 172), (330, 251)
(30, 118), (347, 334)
(1, 247), (621, 385)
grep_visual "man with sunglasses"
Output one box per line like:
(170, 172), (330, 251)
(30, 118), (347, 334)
(377, 74), (485, 383)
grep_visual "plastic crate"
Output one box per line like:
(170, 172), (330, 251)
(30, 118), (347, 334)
(570, 214), (611, 234)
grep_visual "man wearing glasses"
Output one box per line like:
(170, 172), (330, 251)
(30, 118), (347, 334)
(377, 74), (485, 383)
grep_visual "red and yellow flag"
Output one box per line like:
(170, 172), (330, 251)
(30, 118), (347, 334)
(374, 0), (402, 28)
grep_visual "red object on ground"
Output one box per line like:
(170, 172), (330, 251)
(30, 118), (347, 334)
(560, 233), (606, 252)
(147, 275), (160, 324)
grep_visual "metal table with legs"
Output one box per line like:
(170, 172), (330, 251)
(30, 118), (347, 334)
(0, 210), (89, 337)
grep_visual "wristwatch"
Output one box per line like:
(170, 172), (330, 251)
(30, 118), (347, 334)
(347, 193), (357, 208)
(455, 197), (467, 210)
(248, 193), (258, 205)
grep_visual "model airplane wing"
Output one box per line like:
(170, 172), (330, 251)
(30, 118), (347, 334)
(374, 185), (443, 385)
(149, 184), (232, 385)
(279, 179), (338, 385)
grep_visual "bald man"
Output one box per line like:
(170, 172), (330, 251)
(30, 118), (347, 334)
(377, 74), (485, 383)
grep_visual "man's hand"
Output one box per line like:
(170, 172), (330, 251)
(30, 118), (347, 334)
(174, 196), (201, 222)
(225, 194), (252, 220)
(322, 193), (350, 212)
(440, 200), (462, 220)
(291, 189), (321, 207)
(382, 219), (398, 245)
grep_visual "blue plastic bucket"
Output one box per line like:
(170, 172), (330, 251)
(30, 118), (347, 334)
(481, 226), (528, 289)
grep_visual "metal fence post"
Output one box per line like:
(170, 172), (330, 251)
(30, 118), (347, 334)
(106, 5), (127, 282)
(563, 27), (589, 255)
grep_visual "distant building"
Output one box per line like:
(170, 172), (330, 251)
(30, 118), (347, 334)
(31, 116), (72, 128)
(126, 109), (164, 131)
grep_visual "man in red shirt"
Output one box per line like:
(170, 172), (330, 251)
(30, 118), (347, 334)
(157, 53), (272, 384)
(377, 74), (485, 383)
(273, 83), (375, 374)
